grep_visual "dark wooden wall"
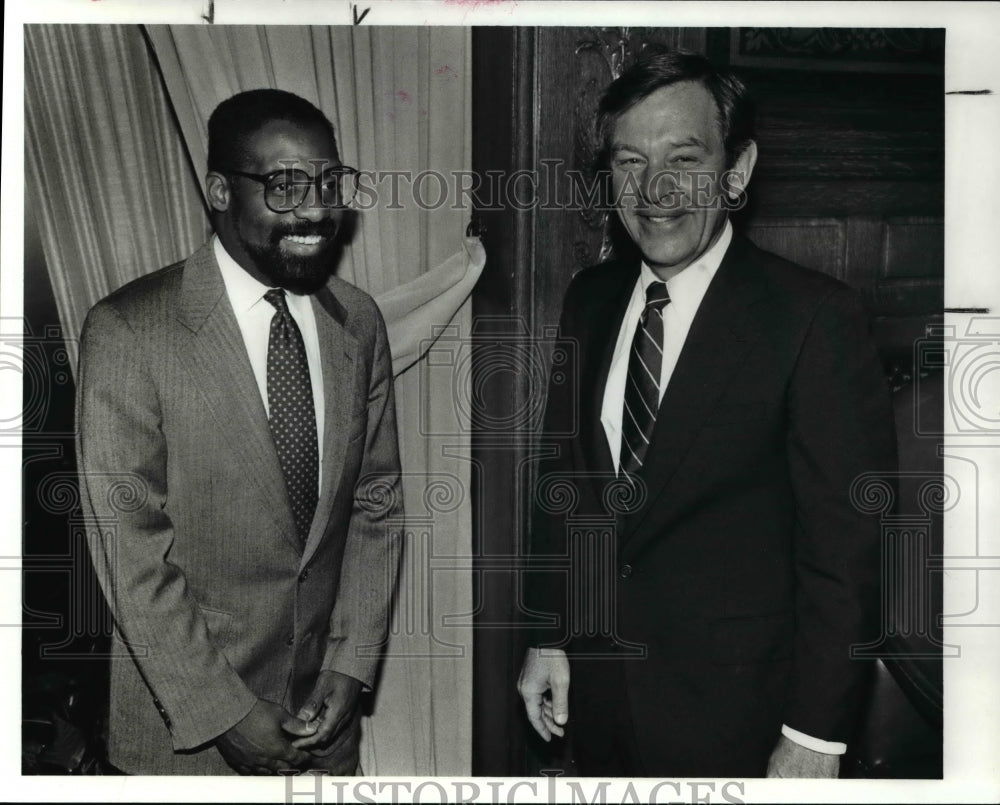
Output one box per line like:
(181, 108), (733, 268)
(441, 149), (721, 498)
(545, 27), (944, 332)
(471, 26), (943, 776)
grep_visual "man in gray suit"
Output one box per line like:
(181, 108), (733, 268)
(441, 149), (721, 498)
(76, 89), (402, 775)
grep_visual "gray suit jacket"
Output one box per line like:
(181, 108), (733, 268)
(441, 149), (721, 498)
(75, 241), (403, 774)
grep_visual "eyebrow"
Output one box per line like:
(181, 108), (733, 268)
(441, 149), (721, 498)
(669, 137), (709, 150)
(610, 137), (709, 153)
(269, 158), (342, 172)
(610, 142), (644, 155)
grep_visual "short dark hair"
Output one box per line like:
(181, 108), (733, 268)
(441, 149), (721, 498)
(596, 48), (755, 168)
(206, 89), (338, 172)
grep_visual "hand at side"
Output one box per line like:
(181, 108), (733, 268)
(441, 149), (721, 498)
(517, 647), (570, 741)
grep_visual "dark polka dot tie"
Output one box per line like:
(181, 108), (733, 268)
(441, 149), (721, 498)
(620, 281), (671, 479)
(264, 288), (318, 545)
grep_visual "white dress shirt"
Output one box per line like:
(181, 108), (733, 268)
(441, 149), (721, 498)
(601, 221), (732, 472)
(214, 236), (325, 488)
(598, 220), (845, 756)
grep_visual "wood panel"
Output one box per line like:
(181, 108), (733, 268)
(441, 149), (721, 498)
(470, 26), (538, 777)
(742, 180), (943, 218)
(744, 214), (944, 320)
(884, 218), (945, 279)
(747, 217), (848, 280)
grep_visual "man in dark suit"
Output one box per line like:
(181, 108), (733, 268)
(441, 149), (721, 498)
(76, 89), (402, 775)
(518, 50), (896, 778)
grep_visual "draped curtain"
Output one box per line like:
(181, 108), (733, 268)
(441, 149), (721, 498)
(25, 23), (477, 775)
(24, 25), (211, 349)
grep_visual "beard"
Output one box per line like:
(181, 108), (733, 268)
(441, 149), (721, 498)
(246, 220), (341, 295)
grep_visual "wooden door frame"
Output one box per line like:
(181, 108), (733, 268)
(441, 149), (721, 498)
(469, 26), (538, 777)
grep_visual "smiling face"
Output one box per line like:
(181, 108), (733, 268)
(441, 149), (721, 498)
(207, 118), (344, 295)
(609, 80), (756, 280)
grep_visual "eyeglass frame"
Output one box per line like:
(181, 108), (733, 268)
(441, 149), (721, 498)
(222, 164), (361, 213)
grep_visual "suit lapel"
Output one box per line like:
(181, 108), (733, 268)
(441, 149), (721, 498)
(174, 243), (300, 550)
(619, 237), (772, 550)
(578, 260), (640, 481)
(300, 285), (357, 568)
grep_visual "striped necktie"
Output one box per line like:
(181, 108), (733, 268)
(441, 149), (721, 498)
(620, 281), (670, 478)
(264, 288), (319, 545)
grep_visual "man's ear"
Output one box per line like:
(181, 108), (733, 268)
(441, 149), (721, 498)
(206, 172), (230, 212)
(727, 141), (758, 200)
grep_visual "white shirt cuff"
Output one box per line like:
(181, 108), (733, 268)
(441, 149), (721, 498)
(781, 724), (847, 755)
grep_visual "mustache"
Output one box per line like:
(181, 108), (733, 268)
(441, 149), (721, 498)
(271, 220), (341, 240)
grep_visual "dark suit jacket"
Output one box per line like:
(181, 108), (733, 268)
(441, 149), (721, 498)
(528, 235), (896, 776)
(75, 242), (403, 774)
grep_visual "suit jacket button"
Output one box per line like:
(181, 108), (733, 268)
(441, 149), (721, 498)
(286, 634), (294, 646)
(619, 564), (633, 579)
(299, 569), (310, 583)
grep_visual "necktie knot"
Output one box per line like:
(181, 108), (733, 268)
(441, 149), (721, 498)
(644, 281), (670, 310)
(264, 288), (289, 315)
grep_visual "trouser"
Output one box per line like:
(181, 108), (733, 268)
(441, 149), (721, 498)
(569, 651), (645, 777)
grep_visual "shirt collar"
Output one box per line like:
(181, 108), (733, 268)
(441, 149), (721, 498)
(213, 235), (274, 314)
(639, 219), (732, 297)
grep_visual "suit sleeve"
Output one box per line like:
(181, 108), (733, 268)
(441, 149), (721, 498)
(75, 302), (257, 750)
(321, 303), (403, 687)
(783, 285), (897, 743)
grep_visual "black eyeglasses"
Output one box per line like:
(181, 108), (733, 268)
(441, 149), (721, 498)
(224, 166), (360, 212)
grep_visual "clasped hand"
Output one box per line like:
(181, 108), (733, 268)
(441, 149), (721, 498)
(216, 671), (362, 774)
